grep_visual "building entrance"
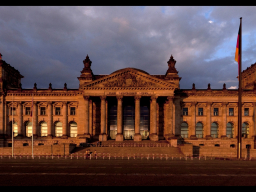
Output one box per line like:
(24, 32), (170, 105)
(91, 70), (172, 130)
(123, 105), (135, 139)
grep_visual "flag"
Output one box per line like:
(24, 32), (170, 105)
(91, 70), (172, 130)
(235, 23), (241, 75)
(0, 53), (2, 60)
(31, 94), (33, 117)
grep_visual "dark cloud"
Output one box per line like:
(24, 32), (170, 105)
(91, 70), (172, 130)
(0, 6), (255, 89)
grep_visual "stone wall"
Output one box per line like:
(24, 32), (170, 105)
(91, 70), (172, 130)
(0, 143), (76, 156)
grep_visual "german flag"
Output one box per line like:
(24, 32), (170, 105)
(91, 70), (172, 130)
(235, 23), (241, 75)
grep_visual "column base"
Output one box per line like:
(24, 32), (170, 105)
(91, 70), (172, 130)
(61, 135), (68, 139)
(33, 134), (38, 139)
(15, 134), (24, 139)
(134, 133), (142, 142)
(221, 135), (228, 140)
(47, 134), (53, 139)
(205, 135), (213, 140)
(165, 133), (176, 140)
(149, 134), (158, 141)
(99, 134), (108, 141)
(115, 134), (124, 142)
(190, 135), (198, 140)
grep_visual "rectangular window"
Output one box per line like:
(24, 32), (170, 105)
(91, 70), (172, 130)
(55, 107), (60, 115)
(183, 108), (188, 116)
(40, 107), (46, 115)
(244, 108), (249, 116)
(214, 108), (218, 116)
(25, 107), (31, 115)
(10, 107), (16, 115)
(229, 108), (234, 116)
(70, 107), (76, 115)
(198, 108), (203, 116)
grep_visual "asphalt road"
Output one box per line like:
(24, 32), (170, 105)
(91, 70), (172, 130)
(1, 156), (256, 186)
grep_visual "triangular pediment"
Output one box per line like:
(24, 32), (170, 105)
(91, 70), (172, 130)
(81, 68), (176, 90)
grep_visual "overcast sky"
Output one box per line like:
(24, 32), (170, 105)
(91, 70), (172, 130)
(0, 6), (255, 90)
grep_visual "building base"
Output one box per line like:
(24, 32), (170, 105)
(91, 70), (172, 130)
(190, 135), (198, 140)
(115, 134), (124, 141)
(149, 134), (158, 141)
(99, 134), (107, 141)
(133, 133), (142, 142)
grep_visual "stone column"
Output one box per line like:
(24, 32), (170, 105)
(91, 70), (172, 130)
(116, 95), (123, 141)
(32, 101), (38, 138)
(206, 102), (212, 139)
(62, 101), (68, 139)
(4, 101), (8, 137)
(17, 101), (23, 138)
(149, 95), (158, 141)
(89, 100), (93, 136)
(99, 96), (107, 141)
(253, 103), (256, 142)
(47, 101), (53, 138)
(190, 102), (197, 139)
(134, 95), (142, 141)
(164, 96), (175, 139)
(84, 96), (90, 138)
(221, 102), (228, 139)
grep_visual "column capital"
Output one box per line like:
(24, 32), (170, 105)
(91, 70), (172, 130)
(134, 95), (141, 101)
(116, 95), (123, 101)
(47, 101), (52, 105)
(191, 102), (197, 106)
(167, 96), (175, 101)
(33, 101), (37, 105)
(84, 96), (90, 100)
(100, 95), (107, 100)
(151, 95), (158, 100)
(62, 101), (68, 105)
(222, 102), (228, 106)
(206, 102), (212, 106)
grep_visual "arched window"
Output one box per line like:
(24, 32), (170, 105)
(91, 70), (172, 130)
(26, 122), (32, 137)
(10, 122), (18, 137)
(180, 122), (188, 138)
(40, 122), (47, 137)
(226, 122), (234, 138)
(55, 122), (62, 137)
(196, 122), (203, 138)
(211, 122), (218, 138)
(70, 122), (77, 137)
(242, 122), (249, 138)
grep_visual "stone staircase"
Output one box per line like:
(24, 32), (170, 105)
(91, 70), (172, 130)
(71, 140), (185, 157)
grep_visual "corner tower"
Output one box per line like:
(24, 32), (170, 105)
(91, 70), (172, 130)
(78, 55), (94, 88)
(165, 55), (181, 89)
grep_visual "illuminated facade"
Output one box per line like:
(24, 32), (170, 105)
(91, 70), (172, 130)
(0, 53), (256, 149)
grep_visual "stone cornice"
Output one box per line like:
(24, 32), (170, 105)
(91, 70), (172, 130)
(178, 89), (256, 97)
(5, 90), (82, 97)
(81, 68), (176, 90)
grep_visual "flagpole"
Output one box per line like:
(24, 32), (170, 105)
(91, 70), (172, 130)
(237, 17), (242, 159)
(32, 93), (34, 158)
(12, 93), (13, 158)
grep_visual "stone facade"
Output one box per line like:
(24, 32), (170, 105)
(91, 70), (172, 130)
(0, 54), (256, 149)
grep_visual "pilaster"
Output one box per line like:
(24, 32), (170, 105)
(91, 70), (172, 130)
(205, 102), (212, 140)
(134, 95), (142, 141)
(116, 95), (123, 141)
(190, 102), (197, 140)
(221, 102), (228, 139)
(17, 101), (23, 138)
(61, 101), (68, 139)
(99, 95), (107, 141)
(47, 101), (53, 138)
(149, 95), (158, 141)
(32, 101), (38, 138)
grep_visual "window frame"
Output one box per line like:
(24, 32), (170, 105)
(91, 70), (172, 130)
(229, 108), (234, 116)
(55, 107), (61, 115)
(213, 108), (219, 116)
(183, 108), (188, 116)
(198, 108), (203, 116)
